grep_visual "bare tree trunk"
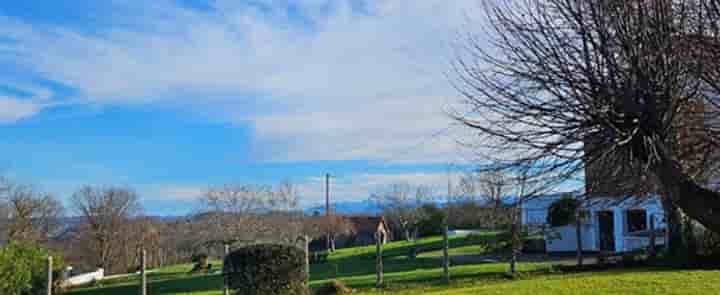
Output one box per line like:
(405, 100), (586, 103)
(649, 215), (657, 258)
(683, 215), (698, 265)
(654, 154), (720, 234)
(661, 196), (684, 257)
(510, 206), (520, 274)
(575, 211), (583, 267)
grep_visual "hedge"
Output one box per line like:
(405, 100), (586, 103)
(223, 244), (308, 295)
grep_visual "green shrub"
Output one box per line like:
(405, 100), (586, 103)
(547, 196), (580, 227)
(0, 242), (65, 295)
(224, 244), (308, 295)
(417, 204), (446, 237)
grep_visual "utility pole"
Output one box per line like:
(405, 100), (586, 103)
(326, 173), (331, 217)
(325, 173), (332, 251)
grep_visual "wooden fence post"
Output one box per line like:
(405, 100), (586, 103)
(303, 236), (310, 286)
(375, 231), (383, 288)
(140, 249), (147, 295)
(47, 256), (53, 295)
(224, 243), (230, 295)
(443, 225), (450, 283)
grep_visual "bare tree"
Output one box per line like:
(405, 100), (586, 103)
(457, 171), (512, 229)
(72, 186), (141, 272)
(303, 215), (356, 252)
(452, 0), (720, 233)
(198, 182), (304, 249)
(0, 179), (64, 245)
(373, 183), (433, 241)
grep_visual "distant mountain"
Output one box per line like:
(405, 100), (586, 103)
(304, 200), (381, 216)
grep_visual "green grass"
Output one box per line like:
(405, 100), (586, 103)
(64, 233), (720, 294)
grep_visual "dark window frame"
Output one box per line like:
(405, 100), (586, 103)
(626, 209), (648, 233)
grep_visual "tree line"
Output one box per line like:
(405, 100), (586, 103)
(0, 178), (339, 275)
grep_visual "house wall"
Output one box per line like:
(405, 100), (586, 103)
(525, 195), (667, 253)
(545, 223), (597, 252)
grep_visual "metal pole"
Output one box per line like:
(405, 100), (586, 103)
(47, 256), (53, 295)
(140, 249), (147, 295)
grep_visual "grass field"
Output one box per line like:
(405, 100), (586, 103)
(65, 233), (720, 295)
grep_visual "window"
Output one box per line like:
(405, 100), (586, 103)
(626, 210), (647, 233)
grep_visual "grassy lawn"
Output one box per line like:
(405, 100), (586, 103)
(64, 233), (720, 294)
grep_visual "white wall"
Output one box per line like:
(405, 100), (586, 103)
(63, 268), (104, 287)
(545, 223), (597, 252)
(529, 195), (668, 253)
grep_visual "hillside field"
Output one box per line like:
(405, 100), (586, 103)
(65, 233), (720, 295)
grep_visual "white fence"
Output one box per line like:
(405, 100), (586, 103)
(63, 268), (104, 287)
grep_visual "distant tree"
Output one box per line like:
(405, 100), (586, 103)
(457, 171), (511, 229)
(71, 185), (141, 272)
(0, 179), (64, 245)
(198, 182), (304, 249)
(304, 215), (355, 252)
(372, 183), (433, 241)
(417, 203), (446, 237)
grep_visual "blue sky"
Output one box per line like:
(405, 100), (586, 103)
(0, 1), (494, 215)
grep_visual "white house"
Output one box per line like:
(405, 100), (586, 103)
(521, 194), (666, 253)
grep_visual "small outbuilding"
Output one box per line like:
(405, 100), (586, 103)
(521, 194), (666, 253)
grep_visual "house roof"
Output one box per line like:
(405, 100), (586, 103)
(344, 215), (389, 235)
(521, 194), (662, 211)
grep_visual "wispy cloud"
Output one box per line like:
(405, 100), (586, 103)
(0, 0), (482, 162)
(0, 96), (45, 123)
(296, 171), (462, 206)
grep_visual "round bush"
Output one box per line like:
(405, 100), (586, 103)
(223, 244), (308, 295)
(547, 197), (580, 227)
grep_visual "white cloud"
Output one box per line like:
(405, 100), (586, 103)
(139, 184), (207, 201)
(0, 0), (482, 162)
(0, 96), (44, 123)
(296, 171), (462, 207)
